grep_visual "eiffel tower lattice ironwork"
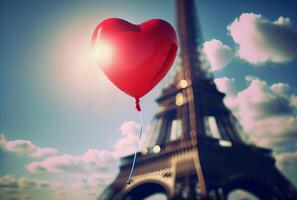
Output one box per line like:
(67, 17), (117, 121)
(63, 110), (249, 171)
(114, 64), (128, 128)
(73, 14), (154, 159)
(98, 0), (297, 199)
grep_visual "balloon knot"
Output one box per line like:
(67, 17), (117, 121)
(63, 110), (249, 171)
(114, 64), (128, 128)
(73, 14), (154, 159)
(135, 97), (141, 112)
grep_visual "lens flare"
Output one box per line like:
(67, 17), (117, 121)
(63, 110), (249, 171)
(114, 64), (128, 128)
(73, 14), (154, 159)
(92, 40), (114, 67)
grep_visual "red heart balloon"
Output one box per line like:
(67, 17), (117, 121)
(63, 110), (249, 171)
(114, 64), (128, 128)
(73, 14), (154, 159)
(92, 18), (178, 104)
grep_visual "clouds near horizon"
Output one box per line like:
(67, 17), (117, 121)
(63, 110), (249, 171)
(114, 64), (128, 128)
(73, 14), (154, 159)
(0, 175), (51, 189)
(26, 150), (117, 175)
(0, 119), (149, 200)
(0, 120), (146, 200)
(26, 120), (150, 175)
(18, 120), (151, 199)
(0, 175), (53, 200)
(0, 134), (58, 158)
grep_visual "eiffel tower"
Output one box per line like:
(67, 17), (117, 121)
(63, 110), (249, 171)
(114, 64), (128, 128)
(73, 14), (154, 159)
(98, 0), (297, 199)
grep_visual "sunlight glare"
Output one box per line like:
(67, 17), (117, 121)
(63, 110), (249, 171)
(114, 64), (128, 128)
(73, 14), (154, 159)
(92, 40), (114, 67)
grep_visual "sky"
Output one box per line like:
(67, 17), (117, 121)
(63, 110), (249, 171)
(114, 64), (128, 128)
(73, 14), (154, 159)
(1, 0), (297, 199)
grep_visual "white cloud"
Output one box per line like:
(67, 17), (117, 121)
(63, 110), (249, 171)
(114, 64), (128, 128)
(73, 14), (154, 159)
(227, 13), (297, 64)
(2, 119), (152, 200)
(112, 121), (141, 157)
(217, 77), (297, 185)
(112, 121), (151, 157)
(214, 77), (240, 110)
(23, 120), (153, 199)
(0, 175), (51, 189)
(0, 134), (58, 158)
(274, 16), (292, 26)
(214, 77), (237, 96)
(27, 150), (117, 175)
(271, 82), (292, 97)
(26, 121), (151, 175)
(276, 151), (297, 170)
(25, 149), (119, 200)
(275, 151), (297, 186)
(0, 175), (18, 188)
(220, 78), (297, 148)
(0, 174), (101, 200)
(245, 75), (258, 82)
(203, 39), (233, 71)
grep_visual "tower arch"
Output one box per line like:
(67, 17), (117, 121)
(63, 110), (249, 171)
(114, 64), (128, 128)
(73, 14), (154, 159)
(223, 177), (278, 200)
(122, 181), (169, 200)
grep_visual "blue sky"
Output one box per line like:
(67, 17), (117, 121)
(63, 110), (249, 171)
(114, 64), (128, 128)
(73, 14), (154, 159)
(1, 0), (297, 199)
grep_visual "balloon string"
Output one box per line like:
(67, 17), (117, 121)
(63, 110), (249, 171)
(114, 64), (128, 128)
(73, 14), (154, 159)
(127, 110), (143, 184)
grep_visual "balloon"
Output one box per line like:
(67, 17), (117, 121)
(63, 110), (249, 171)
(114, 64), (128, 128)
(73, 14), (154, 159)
(92, 18), (178, 110)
